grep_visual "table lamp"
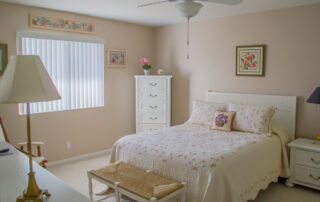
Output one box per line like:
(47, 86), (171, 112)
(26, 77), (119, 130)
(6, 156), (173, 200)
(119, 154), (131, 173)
(307, 86), (320, 144)
(0, 55), (61, 202)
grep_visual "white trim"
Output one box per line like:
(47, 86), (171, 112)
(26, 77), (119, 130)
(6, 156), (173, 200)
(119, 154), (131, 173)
(47, 148), (111, 168)
(206, 91), (297, 139)
(134, 75), (172, 79)
(17, 30), (105, 44)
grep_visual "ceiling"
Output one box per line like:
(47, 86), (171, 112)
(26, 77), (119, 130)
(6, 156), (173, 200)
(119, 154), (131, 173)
(1, 0), (320, 26)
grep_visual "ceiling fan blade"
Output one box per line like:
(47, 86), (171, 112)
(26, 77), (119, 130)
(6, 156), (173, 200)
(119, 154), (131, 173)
(198, 0), (242, 5)
(138, 0), (175, 7)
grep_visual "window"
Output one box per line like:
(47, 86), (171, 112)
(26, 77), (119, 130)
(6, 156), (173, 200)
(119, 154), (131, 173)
(17, 31), (105, 114)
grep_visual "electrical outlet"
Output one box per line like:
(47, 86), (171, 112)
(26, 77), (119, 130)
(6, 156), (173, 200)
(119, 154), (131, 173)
(66, 141), (71, 150)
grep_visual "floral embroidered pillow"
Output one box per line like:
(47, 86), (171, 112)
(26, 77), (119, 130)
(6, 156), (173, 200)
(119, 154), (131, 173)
(228, 102), (276, 133)
(210, 111), (235, 132)
(188, 100), (227, 126)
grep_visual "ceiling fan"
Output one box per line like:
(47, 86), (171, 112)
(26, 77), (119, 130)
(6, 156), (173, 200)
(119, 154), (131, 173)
(138, 0), (242, 59)
(138, 0), (242, 19)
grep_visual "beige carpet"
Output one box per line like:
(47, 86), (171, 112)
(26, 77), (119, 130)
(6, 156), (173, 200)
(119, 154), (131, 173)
(48, 154), (320, 202)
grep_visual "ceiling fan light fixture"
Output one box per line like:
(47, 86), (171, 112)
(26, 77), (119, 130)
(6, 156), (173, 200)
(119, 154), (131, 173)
(174, 1), (203, 18)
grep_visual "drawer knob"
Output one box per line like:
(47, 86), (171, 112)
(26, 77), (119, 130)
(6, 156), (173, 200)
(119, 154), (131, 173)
(311, 158), (320, 165)
(309, 174), (320, 181)
(149, 117), (158, 120)
(149, 94), (158, 98)
(149, 105), (158, 109)
(149, 82), (158, 86)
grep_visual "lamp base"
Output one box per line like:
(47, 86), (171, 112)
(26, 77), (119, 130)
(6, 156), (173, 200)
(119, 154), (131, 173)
(16, 189), (50, 202)
(16, 171), (50, 202)
(313, 134), (320, 144)
(16, 104), (51, 202)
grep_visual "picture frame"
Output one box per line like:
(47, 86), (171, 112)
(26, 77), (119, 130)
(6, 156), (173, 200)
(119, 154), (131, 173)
(30, 14), (95, 34)
(236, 45), (265, 76)
(107, 49), (127, 67)
(0, 44), (8, 75)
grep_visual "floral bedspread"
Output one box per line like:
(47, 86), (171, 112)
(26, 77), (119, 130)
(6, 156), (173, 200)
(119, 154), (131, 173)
(110, 123), (290, 202)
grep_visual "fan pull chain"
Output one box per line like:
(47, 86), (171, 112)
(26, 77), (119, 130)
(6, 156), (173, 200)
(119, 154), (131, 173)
(187, 17), (190, 60)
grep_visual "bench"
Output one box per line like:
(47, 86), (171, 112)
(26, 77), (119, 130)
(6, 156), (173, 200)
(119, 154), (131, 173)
(87, 162), (186, 202)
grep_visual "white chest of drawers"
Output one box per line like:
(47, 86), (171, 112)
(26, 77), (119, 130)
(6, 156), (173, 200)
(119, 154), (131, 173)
(286, 138), (320, 190)
(135, 75), (172, 133)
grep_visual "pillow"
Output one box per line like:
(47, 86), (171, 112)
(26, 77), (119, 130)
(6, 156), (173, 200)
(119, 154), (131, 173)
(228, 102), (276, 133)
(188, 100), (226, 126)
(210, 111), (235, 132)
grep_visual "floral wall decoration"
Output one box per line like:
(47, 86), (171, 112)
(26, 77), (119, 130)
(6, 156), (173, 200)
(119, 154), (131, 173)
(30, 14), (95, 34)
(236, 45), (265, 76)
(107, 49), (127, 67)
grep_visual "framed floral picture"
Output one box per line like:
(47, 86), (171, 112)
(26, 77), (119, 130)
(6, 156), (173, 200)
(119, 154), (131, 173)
(107, 49), (127, 67)
(0, 44), (8, 75)
(236, 45), (265, 76)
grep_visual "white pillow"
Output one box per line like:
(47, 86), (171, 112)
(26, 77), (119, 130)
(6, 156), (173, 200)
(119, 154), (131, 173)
(188, 100), (226, 126)
(228, 102), (276, 133)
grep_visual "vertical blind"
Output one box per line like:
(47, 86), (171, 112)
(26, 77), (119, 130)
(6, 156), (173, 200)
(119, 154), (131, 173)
(17, 31), (104, 114)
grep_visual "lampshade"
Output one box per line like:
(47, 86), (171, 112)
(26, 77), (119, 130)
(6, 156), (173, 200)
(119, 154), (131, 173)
(0, 55), (61, 104)
(307, 87), (320, 104)
(175, 1), (203, 18)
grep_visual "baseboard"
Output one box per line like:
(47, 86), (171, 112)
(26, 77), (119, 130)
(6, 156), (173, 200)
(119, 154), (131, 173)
(47, 148), (112, 168)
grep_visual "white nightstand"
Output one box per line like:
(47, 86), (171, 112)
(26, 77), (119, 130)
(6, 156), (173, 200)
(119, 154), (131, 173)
(286, 138), (320, 190)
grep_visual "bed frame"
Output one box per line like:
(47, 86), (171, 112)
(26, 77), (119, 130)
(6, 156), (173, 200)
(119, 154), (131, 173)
(206, 91), (297, 139)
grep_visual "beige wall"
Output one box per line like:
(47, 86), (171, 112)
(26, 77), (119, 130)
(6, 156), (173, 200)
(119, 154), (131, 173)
(0, 2), (154, 161)
(1, 2), (319, 162)
(153, 4), (320, 139)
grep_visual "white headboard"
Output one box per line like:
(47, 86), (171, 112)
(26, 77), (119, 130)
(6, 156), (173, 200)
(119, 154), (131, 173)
(206, 91), (297, 139)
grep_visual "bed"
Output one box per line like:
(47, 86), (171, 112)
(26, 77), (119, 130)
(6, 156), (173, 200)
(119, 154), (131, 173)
(110, 91), (297, 202)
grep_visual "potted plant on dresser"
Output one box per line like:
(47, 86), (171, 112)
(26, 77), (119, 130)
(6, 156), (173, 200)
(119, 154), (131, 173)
(140, 57), (151, 75)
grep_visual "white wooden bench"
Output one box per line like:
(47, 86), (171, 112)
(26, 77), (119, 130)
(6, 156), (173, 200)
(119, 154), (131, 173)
(87, 162), (186, 202)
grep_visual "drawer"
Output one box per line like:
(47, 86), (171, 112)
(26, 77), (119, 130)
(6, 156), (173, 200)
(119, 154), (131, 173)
(141, 100), (166, 112)
(294, 165), (320, 187)
(140, 79), (166, 90)
(141, 113), (166, 124)
(141, 124), (166, 132)
(296, 149), (320, 169)
(141, 90), (166, 101)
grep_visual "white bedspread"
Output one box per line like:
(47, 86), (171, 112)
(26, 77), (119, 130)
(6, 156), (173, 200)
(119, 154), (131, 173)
(110, 123), (290, 202)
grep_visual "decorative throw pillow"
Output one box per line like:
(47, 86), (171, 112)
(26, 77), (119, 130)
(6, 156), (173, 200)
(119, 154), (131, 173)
(210, 111), (235, 132)
(188, 100), (226, 126)
(228, 102), (276, 133)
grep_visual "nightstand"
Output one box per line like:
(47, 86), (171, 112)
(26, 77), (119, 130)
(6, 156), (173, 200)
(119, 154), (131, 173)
(286, 138), (320, 190)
